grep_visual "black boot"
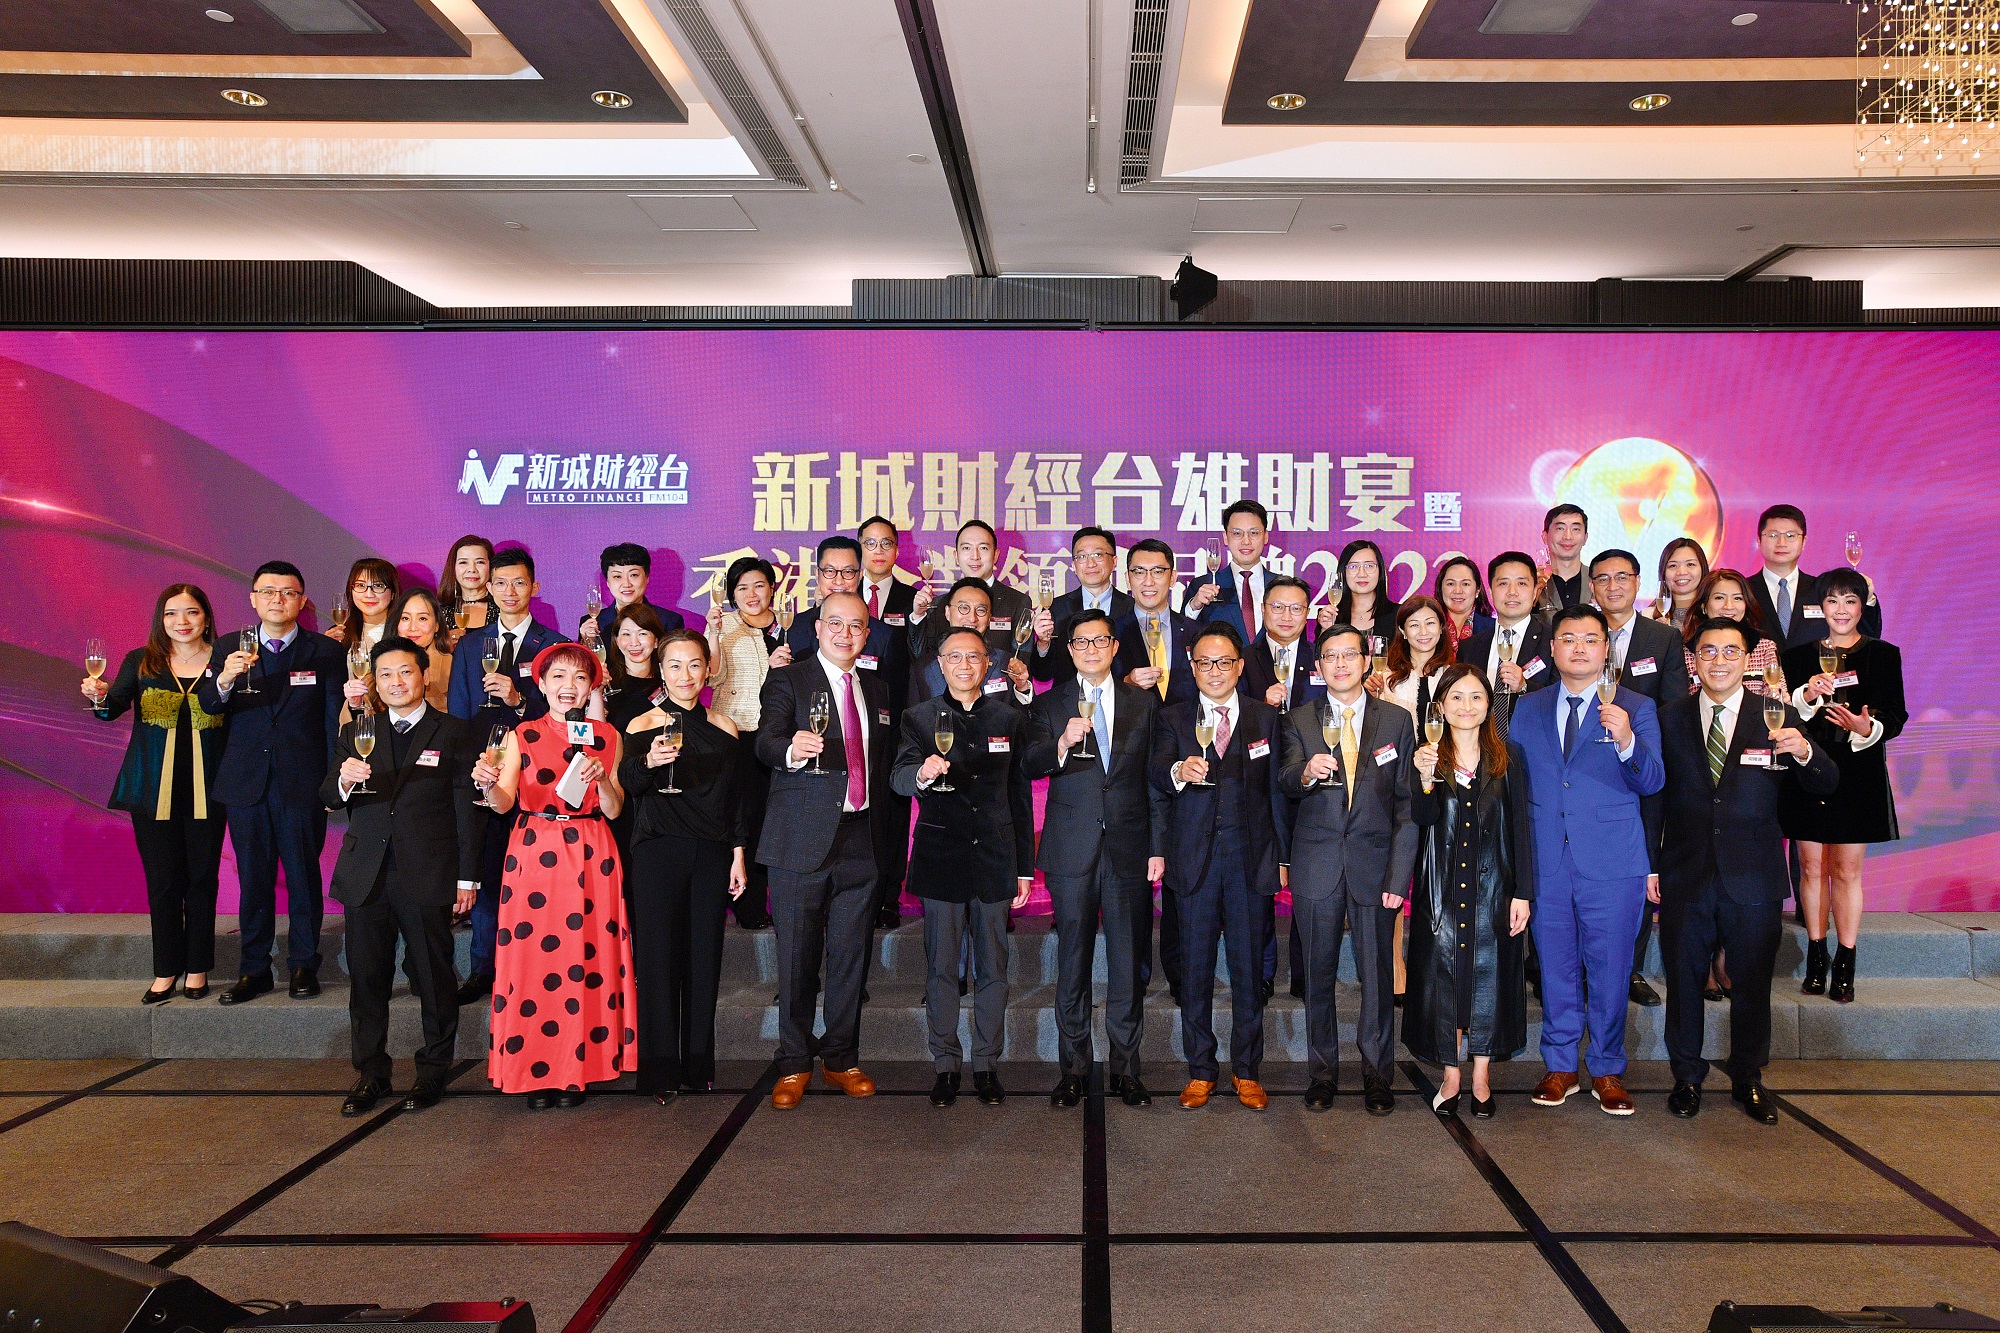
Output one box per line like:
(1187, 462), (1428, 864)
(1801, 938), (1829, 996)
(1829, 943), (1856, 1004)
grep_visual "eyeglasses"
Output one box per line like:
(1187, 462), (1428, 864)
(352, 581), (392, 595)
(1127, 565), (1173, 580)
(1191, 656), (1241, 671)
(939, 651), (989, 666)
(860, 538), (897, 552)
(1554, 633), (1608, 648)
(1695, 645), (1746, 661)
(1589, 572), (1636, 586)
(1320, 648), (1364, 664)
(252, 587), (303, 601)
(1069, 635), (1115, 650)
(1072, 550), (1114, 564)
(817, 566), (862, 581)
(1762, 530), (1804, 542)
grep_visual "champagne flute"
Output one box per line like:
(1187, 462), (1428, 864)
(777, 602), (796, 636)
(585, 583), (603, 620)
(475, 723), (508, 808)
(1319, 700), (1343, 789)
(931, 717), (956, 792)
(1190, 715), (1216, 788)
(1370, 650), (1388, 682)
(1845, 530), (1863, 570)
(918, 555), (935, 584)
(84, 638), (107, 705)
(1595, 665), (1619, 742)
(1423, 705), (1445, 793)
(657, 710), (683, 795)
(1013, 614), (1035, 651)
(1075, 689), (1097, 761)
(1762, 661), (1786, 698)
(1819, 643), (1845, 708)
(351, 709), (376, 794)
(235, 628), (261, 694)
(331, 604), (348, 637)
(1497, 638), (1516, 694)
(480, 635), (501, 680)
(1762, 691), (1789, 764)
(348, 645), (369, 682)
(807, 690), (831, 774)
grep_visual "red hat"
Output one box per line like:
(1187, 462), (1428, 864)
(529, 641), (605, 693)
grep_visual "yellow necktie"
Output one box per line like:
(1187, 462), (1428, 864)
(1340, 711), (1361, 809)
(1148, 615), (1168, 698)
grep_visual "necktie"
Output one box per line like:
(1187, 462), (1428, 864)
(840, 670), (866, 811)
(1091, 685), (1109, 772)
(1563, 694), (1584, 760)
(1340, 709), (1360, 808)
(1240, 571), (1257, 640)
(1148, 615), (1168, 698)
(1775, 577), (1792, 635)
(265, 637), (282, 655)
(1212, 705), (1231, 757)
(867, 581), (881, 619)
(1707, 704), (1729, 784)
(1493, 629), (1518, 735)
(497, 630), (519, 674)
(394, 718), (412, 734)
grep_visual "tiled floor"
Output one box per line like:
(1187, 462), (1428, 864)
(7, 1056), (2000, 1332)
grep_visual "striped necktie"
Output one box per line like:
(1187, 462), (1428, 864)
(1707, 703), (1730, 784)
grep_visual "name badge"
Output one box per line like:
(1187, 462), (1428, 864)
(1740, 749), (1772, 767)
(877, 709), (891, 726)
(566, 720), (594, 746)
(990, 617), (1013, 631)
(884, 614), (906, 627)
(416, 750), (441, 767)
(1523, 658), (1547, 679)
(982, 678), (1009, 695)
(517, 665), (534, 678)
(856, 654), (879, 671)
(1308, 670), (1324, 685)
(1247, 738), (1271, 760)
(289, 670), (316, 685)
(1832, 670), (1860, 688)
(650, 687), (667, 706)
(1374, 744), (1398, 767)
(1628, 657), (1657, 676)
(1802, 606), (1825, 619)
(988, 737), (1011, 753)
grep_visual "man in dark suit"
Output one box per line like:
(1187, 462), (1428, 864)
(1149, 624), (1291, 1112)
(446, 547), (565, 1005)
(320, 637), (483, 1117)
(1655, 618), (1837, 1123)
(756, 591), (891, 1110)
(907, 579), (1034, 708)
(1029, 526), (1134, 687)
(909, 519), (1032, 662)
(200, 560), (345, 1005)
(1458, 551), (1555, 741)
(592, 541), (685, 640)
(1748, 503), (1883, 653)
(1241, 575), (1325, 715)
(1024, 610), (1163, 1108)
(1513, 605), (1665, 1117)
(1182, 499), (1274, 641)
(858, 516), (926, 925)
(1277, 624), (1419, 1114)
(785, 535), (899, 701)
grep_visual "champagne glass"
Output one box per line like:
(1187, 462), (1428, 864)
(1037, 568), (1054, 611)
(351, 709), (376, 794)
(1190, 715), (1217, 788)
(475, 723), (508, 808)
(1595, 665), (1619, 742)
(1319, 700), (1342, 789)
(1497, 638), (1516, 694)
(657, 710), (683, 794)
(584, 624), (609, 670)
(807, 690), (831, 774)
(1370, 650), (1388, 681)
(1819, 643), (1845, 708)
(585, 583), (603, 620)
(235, 628), (261, 694)
(1075, 689), (1097, 761)
(1762, 661), (1786, 699)
(931, 717), (956, 792)
(84, 638), (107, 705)
(1013, 615), (1035, 650)
(1762, 691), (1789, 764)
(1423, 705), (1445, 793)
(777, 602), (796, 636)
(1845, 530), (1863, 570)
(331, 605), (348, 637)
(348, 645), (369, 682)
(918, 555), (935, 584)
(480, 635), (501, 680)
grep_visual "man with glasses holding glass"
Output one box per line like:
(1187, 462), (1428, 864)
(200, 560), (346, 1005)
(1513, 604), (1664, 1116)
(858, 517), (923, 927)
(908, 579), (1033, 708)
(1029, 526), (1133, 688)
(1748, 504), (1883, 653)
(911, 519), (1034, 662)
(1025, 609), (1162, 1108)
(1149, 624), (1291, 1111)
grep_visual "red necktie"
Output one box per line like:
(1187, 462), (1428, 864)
(1213, 705), (1231, 757)
(1240, 571), (1257, 640)
(867, 581), (881, 619)
(840, 671), (866, 810)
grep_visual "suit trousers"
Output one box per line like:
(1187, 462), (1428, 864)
(344, 888), (459, 1081)
(1047, 859), (1147, 1078)
(731, 731), (772, 927)
(1177, 828), (1267, 1082)
(131, 813), (226, 976)
(921, 896), (1011, 1072)
(1294, 886), (1398, 1085)
(1151, 884), (1179, 996)
(628, 834), (733, 1092)
(1533, 848), (1647, 1077)
(469, 813), (508, 976)
(875, 790), (913, 917)
(769, 813), (878, 1076)
(225, 796), (327, 978)
(1660, 879), (1783, 1088)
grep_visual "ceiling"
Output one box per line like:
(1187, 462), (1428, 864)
(0, 0), (1991, 310)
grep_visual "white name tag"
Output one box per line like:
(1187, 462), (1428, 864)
(1374, 744), (1398, 767)
(289, 671), (316, 685)
(517, 665), (534, 678)
(1833, 670), (1860, 688)
(1523, 658), (1547, 679)
(1802, 606), (1825, 619)
(1740, 749), (1772, 767)
(650, 687), (667, 706)
(990, 617), (1012, 631)
(877, 709), (891, 725)
(416, 750), (441, 767)
(856, 654), (879, 671)
(1308, 671), (1324, 685)
(566, 720), (594, 746)
(1629, 657), (1657, 676)
(884, 614), (906, 627)
(988, 737), (1011, 753)
(982, 678), (1009, 695)
(1247, 738), (1270, 760)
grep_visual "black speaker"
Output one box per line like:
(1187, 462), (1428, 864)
(1170, 256), (1218, 320)
(1710, 1303), (2000, 1332)
(0, 1221), (244, 1333)
(229, 1302), (533, 1331)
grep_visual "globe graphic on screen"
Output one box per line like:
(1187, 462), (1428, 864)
(1553, 437), (1722, 598)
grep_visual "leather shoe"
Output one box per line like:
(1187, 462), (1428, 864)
(1304, 1081), (1336, 1112)
(140, 983), (176, 1005)
(1431, 1090), (1460, 1118)
(1470, 1092), (1497, 1120)
(218, 973), (273, 1006)
(341, 1076), (390, 1117)
(403, 1076), (445, 1111)
(1362, 1077), (1394, 1117)
(1111, 1076), (1151, 1107)
(1629, 975), (1661, 1007)
(821, 1066), (876, 1098)
(974, 1072), (1005, 1106)
(1531, 1070), (1581, 1106)
(735, 912), (774, 930)
(930, 1072), (960, 1107)
(1261, 978), (1275, 1003)
(289, 967), (320, 999)
(1668, 1080), (1702, 1118)
(556, 1090), (586, 1108)
(524, 1091), (555, 1111)
(1050, 1075), (1085, 1108)
(455, 971), (493, 1006)
(1733, 1082), (1780, 1125)
(1234, 1078), (1268, 1110)
(1591, 1074), (1636, 1116)
(771, 1073), (812, 1109)
(181, 982), (209, 1000)
(875, 905), (902, 929)
(1288, 979), (1306, 1000)
(1179, 1078), (1214, 1110)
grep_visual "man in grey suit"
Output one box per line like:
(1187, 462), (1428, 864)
(1277, 623), (1419, 1115)
(1024, 609), (1164, 1109)
(754, 591), (892, 1110)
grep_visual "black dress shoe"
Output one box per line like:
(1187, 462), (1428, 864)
(1288, 979), (1306, 1000)
(556, 1090), (587, 1109)
(342, 1076), (390, 1117)
(1431, 1090), (1460, 1118)
(929, 1072), (960, 1107)
(1733, 1083), (1779, 1125)
(1304, 1081), (1336, 1112)
(875, 905), (902, 929)
(735, 912), (774, 930)
(1629, 975), (1662, 1007)
(1050, 1075), (1085, 1108)
(1470, 1092), (1497, 1120)
(403, 1076), (445, 1111)
(974, 1072), (1005, 1106)
(1668, 1080), (1702, 1118)
(141, 983), (176, 1005)
(455, 972), (493, 1006)
(652, 1090), (678, 1106)
(1801, 938), (1830, 995)
(1110, 1076), (1151, 1107)
(289, 967), (320, 999)
(181, 982), (209, 1000)
(1703, 985), (1728, 1003)
(1829, 943), (1857, 1004)
(218, 973), (273, 1006)
(1261, 978), (1275, 1003)
(525, 1091), (555, 1110)
(1363, 1078), (1394, 1117)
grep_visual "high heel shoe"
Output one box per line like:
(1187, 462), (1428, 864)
(140, 982), (176, 1005)
(1801, 938), (1829, 996)
(1431, 1089), (1460, 1118)
(181, 981), (209, 1000)
(1829, 943), (1857, 1004)
(1470, 1091), (1496, 1120)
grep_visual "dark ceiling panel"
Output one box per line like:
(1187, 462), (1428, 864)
(1406, 0), (1855, 60)
(0, 0), (466, 59)
(1225, 0), (1851, 125)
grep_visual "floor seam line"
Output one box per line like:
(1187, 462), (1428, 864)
(1769, 1090), (2000, 1249)
(0, 1057), (164, 1136)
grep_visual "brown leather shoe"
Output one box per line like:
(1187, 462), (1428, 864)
(1531, 1070), (1581, 1106)
(771, 1072), (811, 1110)
(1591, 1074), (1636, 1116)
(1179, 1079), (1214, 1110)
(821, 1066), (876, 1098)
(1234, 1078), (1268, 1110)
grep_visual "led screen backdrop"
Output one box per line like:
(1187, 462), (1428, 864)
(0, 327), (1991, 914)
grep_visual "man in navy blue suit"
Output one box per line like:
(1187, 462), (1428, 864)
(1182, 499), (1274, 641)
(445, 546), (566, 1004)
(1513, 604), (1665, 1116)
(786, 535), (898, 687)
(1028, 525), (1134, 688)
(199, 560), (345, 1005)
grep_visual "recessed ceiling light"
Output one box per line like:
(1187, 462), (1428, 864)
(1329, 223), (1348, 231)
(907, 153), (929, 163)
(1736, 223), (1755, 232)
(1731, 11), (1758, 23)
(205, 8), (235, 20)
(220, 88), (266, 107)
(1267, 92), (1307, 111)
(1629, 93), (1671, 111)
(503, 221), (527, 230)
(591, 90), (633, 109)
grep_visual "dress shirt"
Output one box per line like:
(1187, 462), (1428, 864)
(1698, 687), (1742, 752)
(1605, 614), (1636, 671)
(1228, 562), (1268, 614)
(1078, 584), (1115, 614)
(1485, 617), (1533, 680)
(339, 702), (426, 802)
(1268, 636), (1306, 709)
(1060, 672), (1117, 762)
(787, 652), (871, 812)
(1761, 568), (1799, 632)
(862, 575), (898, 619)
(1172, 691), (1240, 791)
(216, 622), (299, 699)
(1557, 680), (1635, 761)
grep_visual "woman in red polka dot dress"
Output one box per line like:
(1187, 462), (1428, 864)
(472, 643), (637, 1109)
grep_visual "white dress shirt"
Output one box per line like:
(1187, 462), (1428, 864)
(1698, 687), (1743, 751)
(1761, 567), (1798, 629)
(1486, 617), (1533, 681)
(1269, 637), (1304, 709)
(787, 653), (871, 812)
(862, 575), (898, 619)
(1556, 680), (1635, 761)
(1172, 691), (1240, 791)
(1605, 613), (1636, 672)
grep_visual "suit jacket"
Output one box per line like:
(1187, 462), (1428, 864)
(1147, 694), (1291, 896)
(1748, 568), (1884, 653)
(595, 597), (685, 640)
(1114, 606), (1199, 709)
(1458, 619), (1555, 695)
(788, 605), (899, 710)
(1276, 697), (1418, 903)
(319, 709), (484, 909)
(890, 692), (1041, 903)
(860, 577), (918, 716)
(1184, 565), (1270, 640)
(1243, 632), (1326, 714)
(1656, 692), (1838, 905)
(198, 628), (345, 809)
(753, 657), (894, 874)
(1611, 614), (1691, 705)
(905, 619), (1024, 708)
(1022, 676), (1162, 879)
(1511, 682), (1666, 882)
(1028, 587), (1136, 685)
(447, 618), (567, 725)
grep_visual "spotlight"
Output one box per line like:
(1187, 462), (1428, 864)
(1267, 92), (1307, 110)
(1170, 255), (1218, 320)
(221, 88), (267, 106)
(1629, 92), (1672, 111)
(592, 90), (633, 109)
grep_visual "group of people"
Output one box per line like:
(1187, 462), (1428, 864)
(82, 499), (1903, 1123)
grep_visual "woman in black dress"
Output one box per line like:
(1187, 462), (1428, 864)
(1782, 568), (1906, 1003)
(618, 629), (749, 1101)
(1406, 663), (1534, 1119)
(83, 583), (229, 1003)
(603, 603), (667, 731)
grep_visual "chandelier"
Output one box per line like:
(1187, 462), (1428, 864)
(1854, 0), (2000, 176)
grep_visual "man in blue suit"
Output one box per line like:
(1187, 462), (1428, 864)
(1513, 604), (1665, 1116)
(445, 546), (566, 1003)
(1182, 499), (1274, 641)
